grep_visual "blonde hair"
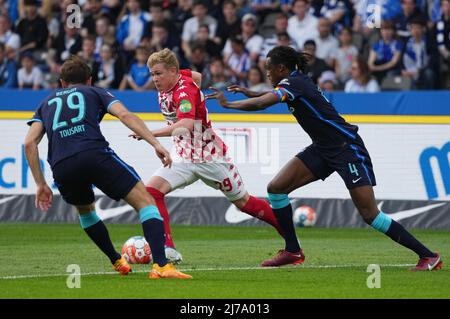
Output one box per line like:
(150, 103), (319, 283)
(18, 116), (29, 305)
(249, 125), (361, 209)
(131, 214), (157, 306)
(147, 48), (179, 71)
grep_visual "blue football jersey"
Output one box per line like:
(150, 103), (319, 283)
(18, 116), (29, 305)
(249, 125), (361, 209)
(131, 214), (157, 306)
(271, 71), (359, 154)
(27, 85), (120, 167)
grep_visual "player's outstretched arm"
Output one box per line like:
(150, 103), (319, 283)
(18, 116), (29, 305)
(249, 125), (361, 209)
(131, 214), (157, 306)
(206, 87), (278, 111)
(109, 102), (172, 167)
(226, 84), (269, 98)
(24, 122), (53, 212)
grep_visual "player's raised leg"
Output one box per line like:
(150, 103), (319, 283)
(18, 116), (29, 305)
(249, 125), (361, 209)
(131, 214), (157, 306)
(124, 181), (192, 279)
(263, 157), (318, 267)
(232, 192), (284, 237)
(350, 185), (442, 271)
(75, 203), (129, 275)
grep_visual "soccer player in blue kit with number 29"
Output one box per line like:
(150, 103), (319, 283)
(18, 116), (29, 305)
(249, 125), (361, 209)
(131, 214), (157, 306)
(24, 56), (191, 279)
(206, 46), (442, 271)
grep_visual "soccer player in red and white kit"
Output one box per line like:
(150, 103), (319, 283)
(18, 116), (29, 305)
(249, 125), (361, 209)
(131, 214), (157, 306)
(131, 48), (284, 263)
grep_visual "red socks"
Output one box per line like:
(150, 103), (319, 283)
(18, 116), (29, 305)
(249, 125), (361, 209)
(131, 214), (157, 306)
(146, 186), (284, 246)
(146, 186), (175, 248)
(241, 196), (284, 237)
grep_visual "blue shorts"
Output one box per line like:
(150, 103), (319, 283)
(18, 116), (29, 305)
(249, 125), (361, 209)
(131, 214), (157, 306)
(296, 137), (376, 190)
(52, 148), (141, 205)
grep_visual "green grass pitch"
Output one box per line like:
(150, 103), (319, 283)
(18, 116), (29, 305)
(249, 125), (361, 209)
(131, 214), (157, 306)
(0, 223), (448, 299)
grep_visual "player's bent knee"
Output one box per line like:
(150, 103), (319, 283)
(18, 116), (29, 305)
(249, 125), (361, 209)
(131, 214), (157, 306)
(267, 193), (290, 209)
(267, 182), (284, 195)
(358, 207), (379, 224)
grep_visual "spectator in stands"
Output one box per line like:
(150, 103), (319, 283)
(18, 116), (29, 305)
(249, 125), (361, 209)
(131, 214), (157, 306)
(280, 0), (293, 14)
(314, 17), (340, 67)
(225, 34), (251, 87)
(393, 0), (428, 42)
(401, 18), (437, 89)
(81, 0), (108, 37)
(260, 12), (290, 50)
(147, 21), (182, 54)
(250, 0), (280, 24)
(436, 0), (450, 87)
(188, 43), (208, 73)
(214, 0), (241, 50)
(171, 0), (193, 35)
(15, 0), (48, 56)
(287, 0), (319, 50)
(116, 0), (150, 53)
(320, 0), (347, 25)
(51, 20), (82, 63)
(318, 70), (338, 91)
(427, 0), (442, 24)
(119, 45), (154, 91)
(223, 13), (264, 64)
(368, 21), (402, 83)
(0, 0), (19, 25)
(147, 1), (177, 41)
(93, 16), (118, 61)
(17, 51), (43, 89)
(92, 43), (124, 89)
(202, 57), (232, 89)
(101, 0), (122, 22)
(247, 66), (272, 91)
(335, 27), (359, 85)
(42, 48), (61, 85)
(193, 24), (222, 59)
(47, 0), (76, 44)
(0, 14), (20, 56)
(234, 0), (253, 18)
(353, 0), (402, 37)
(345, 56), (380, 92)
(78, 35), (97, 70)
(181, 0), (217, 60)
(259, 31), (298, 73)
(303, 39), (333, 84)
(0, 42), (17, 88)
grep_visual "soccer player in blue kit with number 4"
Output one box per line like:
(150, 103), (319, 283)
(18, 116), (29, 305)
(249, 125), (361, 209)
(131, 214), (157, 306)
(206, 46), (442, 271)
(24, 56), (191, 279)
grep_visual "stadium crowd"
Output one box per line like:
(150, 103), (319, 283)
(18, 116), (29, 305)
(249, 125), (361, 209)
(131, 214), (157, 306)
(0, 0), (449, 92)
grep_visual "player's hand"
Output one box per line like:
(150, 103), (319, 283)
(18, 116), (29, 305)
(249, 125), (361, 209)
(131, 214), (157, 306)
(205, 87), (229, 108)
(129, 133), (143, 141)
(155, 144), (172, 168)
(35, 184), (53, 212)
(226, 84), (250, 96)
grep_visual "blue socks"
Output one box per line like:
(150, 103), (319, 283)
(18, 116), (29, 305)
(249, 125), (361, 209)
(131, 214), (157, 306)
(139, 205), (167, 267)
(268, 193), (301, 253)
(371, 212), (434, 258)
(79, 211), (121, 264)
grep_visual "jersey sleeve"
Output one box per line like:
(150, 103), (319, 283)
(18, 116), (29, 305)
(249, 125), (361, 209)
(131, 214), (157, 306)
(27, 102), (44, 126)
(271, 77), (302, 103)
(180, 69), (192, 78)
(96, 88), (121, 113)
(175, 81), (197, 120)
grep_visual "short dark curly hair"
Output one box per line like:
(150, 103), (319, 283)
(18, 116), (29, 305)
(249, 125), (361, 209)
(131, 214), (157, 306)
(60, 55), (92, 85)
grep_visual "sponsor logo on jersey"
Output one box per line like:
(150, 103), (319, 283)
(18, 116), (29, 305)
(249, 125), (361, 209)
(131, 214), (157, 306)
(179, 99), (192, 113)
(278, 78), (290, 86)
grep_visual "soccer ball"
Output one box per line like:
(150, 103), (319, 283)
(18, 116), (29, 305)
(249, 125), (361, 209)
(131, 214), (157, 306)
(122, 236), (151, 264)
(293, 205), (317, 227)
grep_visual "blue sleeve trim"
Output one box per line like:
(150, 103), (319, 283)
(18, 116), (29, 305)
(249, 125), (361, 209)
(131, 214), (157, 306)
(107, 100), (120, 113)
(26, 118), (42, 126)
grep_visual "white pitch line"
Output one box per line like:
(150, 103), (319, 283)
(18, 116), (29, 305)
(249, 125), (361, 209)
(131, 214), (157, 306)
(0, 264), (415, 280)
